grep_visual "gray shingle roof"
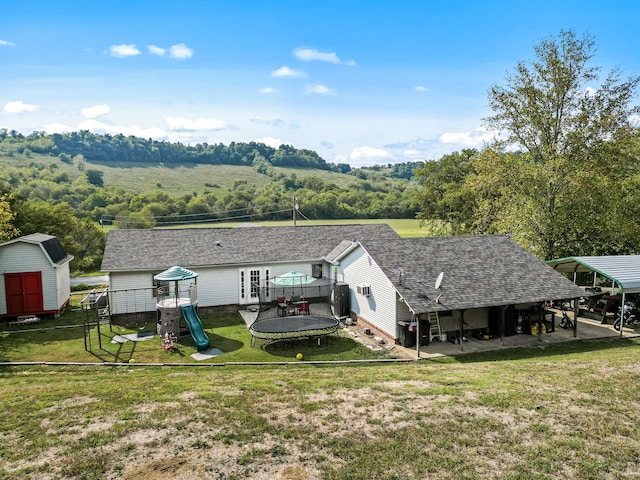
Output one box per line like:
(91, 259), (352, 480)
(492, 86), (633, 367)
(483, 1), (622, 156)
(101, 224), (399, 272)
(360, 235), (586, 313)
(0, 233), (73, 265)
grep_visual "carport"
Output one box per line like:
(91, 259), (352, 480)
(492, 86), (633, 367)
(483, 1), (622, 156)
(547, 255), (640, 336)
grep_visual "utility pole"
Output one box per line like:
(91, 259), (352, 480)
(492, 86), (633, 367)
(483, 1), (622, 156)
(293, 195), (297, 226)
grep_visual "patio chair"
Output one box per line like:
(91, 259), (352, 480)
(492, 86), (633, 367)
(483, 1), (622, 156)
(297, 301), (310, 315)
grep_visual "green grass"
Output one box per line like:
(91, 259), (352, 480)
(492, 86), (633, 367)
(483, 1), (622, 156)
(1, 152), (370, 197)
(0, 307), (388, 364)
(1, 337), (640, 479)
(157, 218), (436, 237)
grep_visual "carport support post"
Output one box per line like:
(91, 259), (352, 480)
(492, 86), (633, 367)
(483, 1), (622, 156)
(416, 315), (421, 359)
(573, 298), (579, 338)
(619, 291), (626, 338)
(459, 309), (466, 352)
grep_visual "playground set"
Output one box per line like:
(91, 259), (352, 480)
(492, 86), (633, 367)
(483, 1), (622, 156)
(81, 266), (211, 354)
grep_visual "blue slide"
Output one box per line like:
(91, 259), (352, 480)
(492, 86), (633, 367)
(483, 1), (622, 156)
(180, 305), (211, 351)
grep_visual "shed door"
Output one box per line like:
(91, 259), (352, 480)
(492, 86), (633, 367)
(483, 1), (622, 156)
(5, 272), (44, 315)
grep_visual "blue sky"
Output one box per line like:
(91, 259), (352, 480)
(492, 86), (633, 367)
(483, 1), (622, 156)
(1, 0), (639, 166)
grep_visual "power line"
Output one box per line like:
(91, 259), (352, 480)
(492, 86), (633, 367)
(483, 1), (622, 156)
(101, 207), (296, 226)
(100, 203), (285, 221)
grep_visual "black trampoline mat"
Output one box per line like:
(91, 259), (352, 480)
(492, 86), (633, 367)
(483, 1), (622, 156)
(251, 315), (339, 334)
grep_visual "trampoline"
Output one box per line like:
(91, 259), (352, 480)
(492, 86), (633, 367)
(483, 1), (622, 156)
(249, 315), (340, 346)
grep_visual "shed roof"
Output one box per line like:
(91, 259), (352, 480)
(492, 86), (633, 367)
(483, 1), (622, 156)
(547, 256), (640, 294)
(0, 233), (73, 266)
(359, 235), (586, 314)
(101, 224), (399, 272)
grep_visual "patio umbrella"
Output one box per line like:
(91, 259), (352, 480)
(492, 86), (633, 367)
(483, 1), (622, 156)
(270, 271), (316, 298)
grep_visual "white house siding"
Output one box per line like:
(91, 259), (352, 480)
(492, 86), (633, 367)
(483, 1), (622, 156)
(108, 272), (159, 315)
(340, 246), (398, 338)
(437, 308), (489, 332)
(396, 300), (413, 323)
(107, 261), (326, 314)
(198, 262), (317, 307)
(197, 267), (238, 306)
(54, 262), (71, 311)
(0, 242), (58, 314)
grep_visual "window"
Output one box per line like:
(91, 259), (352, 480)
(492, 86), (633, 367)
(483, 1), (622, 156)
(240, 271), (245, 299)
(250, 269), (261, 299)
(312, 263), (323, 278)
(357, 284), (371, 296)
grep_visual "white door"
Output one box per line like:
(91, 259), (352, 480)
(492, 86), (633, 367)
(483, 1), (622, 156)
(239, 267), (271, 305)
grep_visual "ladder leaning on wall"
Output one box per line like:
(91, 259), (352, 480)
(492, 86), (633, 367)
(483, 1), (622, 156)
(429, 311), (443, 342)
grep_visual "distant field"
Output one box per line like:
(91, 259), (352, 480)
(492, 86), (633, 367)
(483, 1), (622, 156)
(1, 153), (371, 196)
(127, 218), (437, 237)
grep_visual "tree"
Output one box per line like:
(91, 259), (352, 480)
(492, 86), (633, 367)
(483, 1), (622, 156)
(85, 169), (104, 187)
(482, 30), (640, 259)
(0, 194), (19, 242)
(12, 199), (106, 271)
(414, 150), (478, 235)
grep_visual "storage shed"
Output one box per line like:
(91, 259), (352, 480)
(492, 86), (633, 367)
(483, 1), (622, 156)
(0, 233), (74, 318)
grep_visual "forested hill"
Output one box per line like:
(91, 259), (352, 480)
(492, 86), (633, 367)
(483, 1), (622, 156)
(0, 129), (352, 172)
(0, 129), (425, 272)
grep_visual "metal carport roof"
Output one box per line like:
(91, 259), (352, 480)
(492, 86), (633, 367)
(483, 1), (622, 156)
(547, 256), (640, 294)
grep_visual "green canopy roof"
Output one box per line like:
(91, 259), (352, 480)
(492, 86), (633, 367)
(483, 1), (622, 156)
(153, 266), (198, 282)
(547, 256), (640, 294)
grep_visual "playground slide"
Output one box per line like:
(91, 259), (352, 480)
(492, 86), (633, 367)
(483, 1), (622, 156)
(180, 305), (211, 351)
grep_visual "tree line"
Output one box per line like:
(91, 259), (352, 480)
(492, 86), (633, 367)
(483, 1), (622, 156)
(0, 129), (354, 172)
(1, 30), (638, 272)
(0, 143), (420, 272)
(415, 31), (640, 260)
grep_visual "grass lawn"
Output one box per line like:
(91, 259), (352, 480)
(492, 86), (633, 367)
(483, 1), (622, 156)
(1, 335), (639, 479)
(0, 306), (389, 365)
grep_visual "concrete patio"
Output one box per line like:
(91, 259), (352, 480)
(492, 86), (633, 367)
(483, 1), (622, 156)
(408, 310), (639, 359)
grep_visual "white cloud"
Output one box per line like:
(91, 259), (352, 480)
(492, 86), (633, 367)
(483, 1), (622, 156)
(148, 45), (166, 56)
(585, 86), (597, 97)
(349, 146), (391, 161)
(169, 43), (193, 59)
(249, 117), (284, 127)
(414, 85), (428, 92)
(272, 66), (307, 78)
(81, 104), (110, 119)
(0, 39), (16, 47)
(403, 149), (423, 157)
(43, 122), (75, 134)
(45, 120), (167, 139)
(3, 100), (39, 113)
(166, 116), (227, 131)
(293, 47), (356, 66)
(260, 87), (278, 94)
(439, 127), (495, 147)
(109, 44), (141, 57)
(630, 114), (640, 127)
(254, 137), (282, 148)
(80, 120), (168, 138)
(304, 84), (336, 95)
